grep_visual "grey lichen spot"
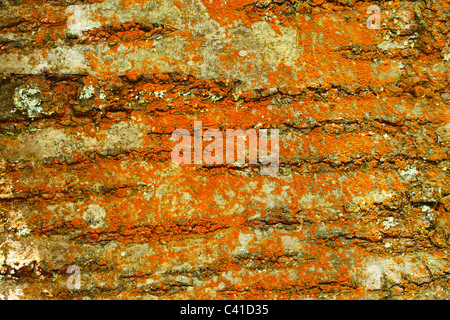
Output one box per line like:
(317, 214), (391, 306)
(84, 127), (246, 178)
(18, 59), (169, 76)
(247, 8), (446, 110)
(79, 85), (95, 100)
(399, 166), (419, 181)
(365, 265), (383, 290)
(13, 86), (43, 119)
(83, 204), (106, 229)
(153, 90), (166, 99)
(17, 225), (31, 237)
(422, 205), (435, 223)
(444, 51), (450, 62)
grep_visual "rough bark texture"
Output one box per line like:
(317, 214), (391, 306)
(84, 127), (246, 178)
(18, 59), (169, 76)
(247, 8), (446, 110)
(0, 0), (449, 300)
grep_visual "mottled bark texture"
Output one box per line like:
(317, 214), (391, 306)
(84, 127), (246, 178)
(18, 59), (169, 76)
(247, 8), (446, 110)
(0, 0), (449, 299)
